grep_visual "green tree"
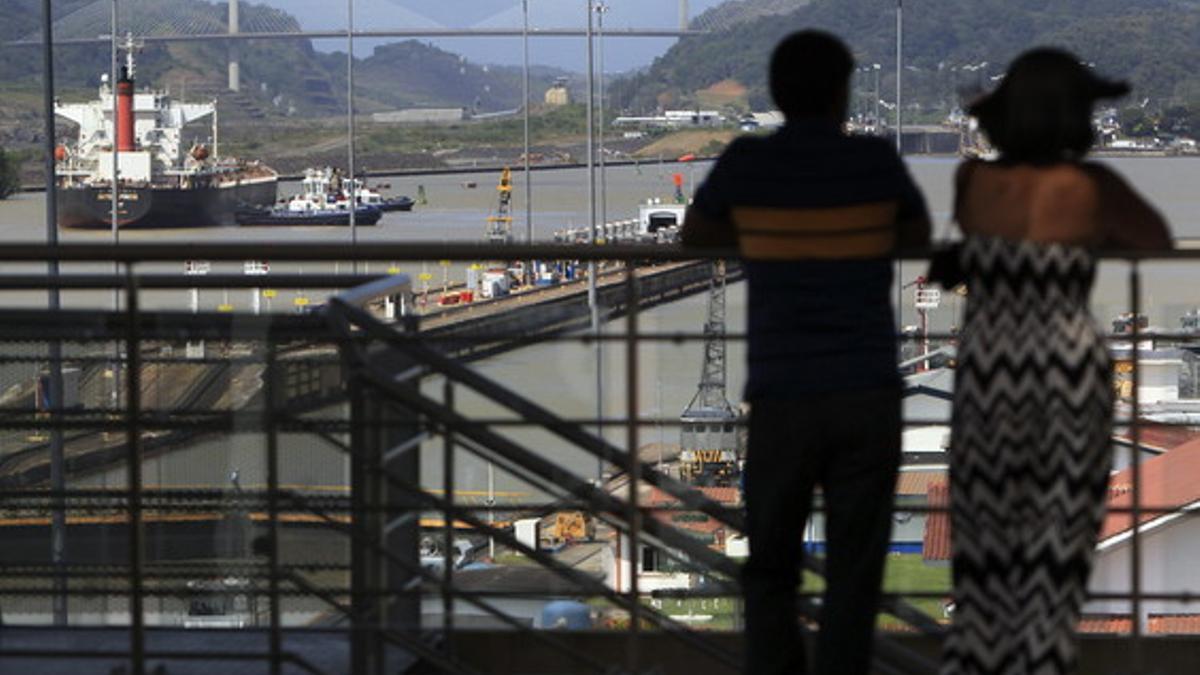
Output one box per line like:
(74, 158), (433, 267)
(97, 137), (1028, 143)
(0, 145), (19, 199)
(1118, 106), (1157, 137)
(1159, 104), (1200, 136)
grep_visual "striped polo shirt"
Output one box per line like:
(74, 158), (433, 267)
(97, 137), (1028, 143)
(691, 120), (928, 400)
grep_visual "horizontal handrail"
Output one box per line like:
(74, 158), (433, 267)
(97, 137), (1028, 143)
(0, 241), (1196, 262)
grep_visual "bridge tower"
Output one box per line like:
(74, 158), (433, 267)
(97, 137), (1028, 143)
(679, 260), (741, 486)
(228, 0), (240, 92)
(679, 0), (689, 31)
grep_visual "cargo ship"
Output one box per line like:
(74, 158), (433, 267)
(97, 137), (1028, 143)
(54, 36), (277, 229)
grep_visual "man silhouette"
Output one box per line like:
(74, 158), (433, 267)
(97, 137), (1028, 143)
(682, 31), (931, 675)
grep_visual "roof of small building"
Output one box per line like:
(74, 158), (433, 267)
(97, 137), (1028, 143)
(896, 469), (948, 497)
(1074, 614), (1200, 634)
(1149, 614), (1200, 634)
(1114, 422), (1200, 453)
(643, 486), (738, 540)
(448, 565), (600, 595)
(922, 482), (951, 562)
(923, 434), (1200, 561)
(1077, 615), (1134, 634)
(1101, 435), (1200, 543)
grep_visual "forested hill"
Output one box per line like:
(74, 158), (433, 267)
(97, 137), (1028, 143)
(612, 0), (1200, 117)
(0, 0), (565, 115)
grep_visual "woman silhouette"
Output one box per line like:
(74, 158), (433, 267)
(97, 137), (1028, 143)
(938, 48), (1170, 675)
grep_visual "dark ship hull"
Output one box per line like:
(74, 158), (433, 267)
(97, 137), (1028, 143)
(378, 196), (415, 212)
(235, 204), (383, 226)
(56, 179), (277, 229)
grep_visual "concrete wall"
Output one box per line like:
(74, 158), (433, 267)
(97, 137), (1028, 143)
(1087, 514), (1200, 628)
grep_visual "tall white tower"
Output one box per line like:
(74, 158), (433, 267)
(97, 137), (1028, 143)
(228, 0), (240, 92)
(679, 0), (689, 31)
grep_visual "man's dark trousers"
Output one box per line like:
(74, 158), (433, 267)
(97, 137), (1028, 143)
(742, 385), (901, 675)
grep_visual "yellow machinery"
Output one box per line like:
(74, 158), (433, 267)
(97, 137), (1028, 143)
(485, 167), (513, 245)
(551, 511), (594, 544)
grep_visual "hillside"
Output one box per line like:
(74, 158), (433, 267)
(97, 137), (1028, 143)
(0, 0), (569, 116)
(613, 0), (1200, 118)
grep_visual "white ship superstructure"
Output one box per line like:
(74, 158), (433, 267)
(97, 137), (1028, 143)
(53, 35), (276, 228)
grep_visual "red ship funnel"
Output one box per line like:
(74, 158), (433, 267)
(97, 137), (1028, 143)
(116, 67), (135, 152)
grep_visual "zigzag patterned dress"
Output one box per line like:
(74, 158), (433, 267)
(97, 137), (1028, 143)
(941, 235), (1113, 675)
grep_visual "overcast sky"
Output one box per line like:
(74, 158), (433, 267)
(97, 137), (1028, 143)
(260, 0), (727, 73)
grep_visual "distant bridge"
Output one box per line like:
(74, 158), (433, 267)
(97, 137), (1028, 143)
(7, 28), (703, 48)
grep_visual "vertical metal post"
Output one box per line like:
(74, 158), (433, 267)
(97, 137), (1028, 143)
(110, 0), (119, 247)
(350, 377), (367, 673)
(585, 1), (604, 484)
(895, 0), (903, 154)
(1129, 262), (1143, 669)
(487, 461), (496, 560)
(347, 0), (357, 270)
(265, 342), (282, 675)
(442, 380), (456, 653)
(41, 0), (68, 627)
(522, 0), (532, 247)
(125, 270), (144, 675)
(596, 3), (608, 235)
(894, 3), (905, 338)
(623, 266), (640, 672)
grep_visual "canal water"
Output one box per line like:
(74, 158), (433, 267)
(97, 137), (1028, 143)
(0, 157), (1198, 495)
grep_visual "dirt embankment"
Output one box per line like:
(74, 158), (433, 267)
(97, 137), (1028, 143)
(633, 129), (739, 159)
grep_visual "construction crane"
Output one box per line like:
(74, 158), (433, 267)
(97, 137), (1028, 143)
(486, 167), (514, 245)
(679, 260), (742, 487)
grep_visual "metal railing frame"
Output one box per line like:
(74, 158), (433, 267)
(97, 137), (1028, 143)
(0, 244), (1193, 674)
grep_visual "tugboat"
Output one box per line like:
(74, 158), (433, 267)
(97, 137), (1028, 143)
(235, 167), (382, 226)
(54, 35), (277, 228)
(345, 175), (415, 212)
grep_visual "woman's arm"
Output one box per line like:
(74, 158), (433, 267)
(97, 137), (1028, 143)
(950, 159), (981, 236)
(1084, 163), (1172, 250)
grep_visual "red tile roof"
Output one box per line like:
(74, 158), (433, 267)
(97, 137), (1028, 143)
(922, 437), (1200, 558)
(1115, 423), (1200, 453)
(644, 486), (740, 507)
(896, 470), (948, 497)
(642, 486), (737, 547)
(1149, 614), (1200, 634)
(922, 482), (951, 562)
(1101, 436), (1200, 542)
(1077, 615), (1133, 634)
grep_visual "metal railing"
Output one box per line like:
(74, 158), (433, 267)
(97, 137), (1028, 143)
(0, 243), (1196, 675)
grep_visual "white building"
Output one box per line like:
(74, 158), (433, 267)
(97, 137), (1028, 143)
(1086, 436), (1200, 632)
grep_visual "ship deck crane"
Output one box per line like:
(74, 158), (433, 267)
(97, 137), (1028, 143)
(679, 259), (742, 486)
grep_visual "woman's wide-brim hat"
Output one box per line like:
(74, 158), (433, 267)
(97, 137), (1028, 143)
(967, 48), (1130, 119)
